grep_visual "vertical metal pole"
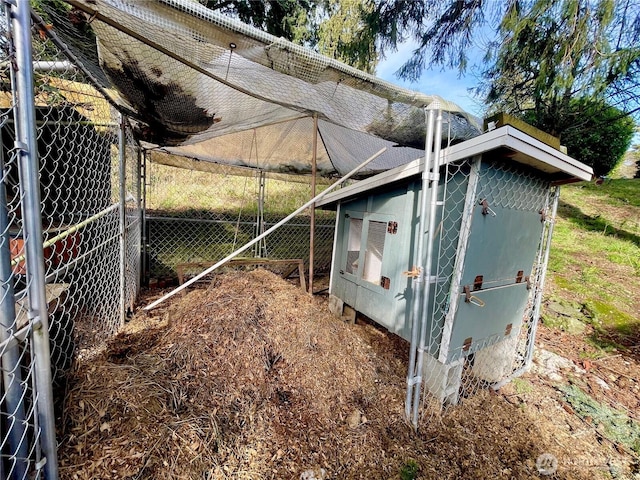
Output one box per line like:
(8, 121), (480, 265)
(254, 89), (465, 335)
(524, 186), (561, 366)
(141, 150), (148, 287)
(0, 128), (29, 480)
(135, 145), (141, 296)
(405, 108), (435, 420)
(308, 114), (318, 295)
(253, 175), (258, 257)
(412, 108), (443, 427)
(10, 1), (59, 477)
(118, 115), (126, 325)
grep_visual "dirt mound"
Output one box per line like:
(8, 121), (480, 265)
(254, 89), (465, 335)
(59, 270), (614, 479)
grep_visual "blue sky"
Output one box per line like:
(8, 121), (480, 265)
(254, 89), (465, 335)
(377, 41), (640, 149)
(376, 40), (487, 119)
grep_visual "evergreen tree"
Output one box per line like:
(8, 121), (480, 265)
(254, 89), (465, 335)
(360, 0), (640, 174)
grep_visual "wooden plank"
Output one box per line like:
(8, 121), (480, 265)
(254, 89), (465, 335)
(484, 112), (561, 149)
(15, 283), (70, 329)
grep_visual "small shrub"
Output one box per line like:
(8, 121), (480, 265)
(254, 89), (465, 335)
(400, 459), (419, 480)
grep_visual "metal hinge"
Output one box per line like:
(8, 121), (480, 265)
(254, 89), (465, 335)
(380, 276), (390, 290)
(387, 221), (398, 234)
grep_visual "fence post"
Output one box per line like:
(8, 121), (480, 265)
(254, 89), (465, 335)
(0, 125), (29, 479)
(10, 0), (59, 477)
(141, 151), (148, 287)
(119, 114), (126, 326)
(136, 146), (142, 294)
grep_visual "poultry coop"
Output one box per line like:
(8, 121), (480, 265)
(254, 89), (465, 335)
(318, 121), (592, 407)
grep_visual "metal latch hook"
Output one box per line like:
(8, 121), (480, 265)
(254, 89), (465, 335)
(463, 285), (486, 307)
(479, 199), (497, 217)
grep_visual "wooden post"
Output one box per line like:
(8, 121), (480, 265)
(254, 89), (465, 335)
(308, 113), (318, 295)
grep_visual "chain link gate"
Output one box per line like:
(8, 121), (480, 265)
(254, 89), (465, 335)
(0, 2), (141, 478)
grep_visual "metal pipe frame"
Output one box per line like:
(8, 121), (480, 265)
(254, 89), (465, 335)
(10, 1), (59, 477)
(119, 115), (127, 327)
(308, 113), (318, 295)
(412, 109), (444, 427)
(405, 108), (435, 420)
(0, 121), (29, 480)
(255, 170), (267, 257)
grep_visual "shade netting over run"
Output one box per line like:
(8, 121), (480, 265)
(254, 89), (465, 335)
(43, 0), (482, 178)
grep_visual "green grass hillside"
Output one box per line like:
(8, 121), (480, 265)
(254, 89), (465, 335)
(545, 178), (640, 351)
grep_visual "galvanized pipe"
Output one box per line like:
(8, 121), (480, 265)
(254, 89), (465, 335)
(0, 61), (75, 72)
(135, 146), (142, 295)
(11, 0), (59, 477)
(412, 108), (443, 427)
(0, 126), (29, 480)
(119, 115), (127, 326)
(256, 170), (267, 257)
(144, 147), (387, 311)
(404, 108), (435, 420)
(141, 151), (148, 286)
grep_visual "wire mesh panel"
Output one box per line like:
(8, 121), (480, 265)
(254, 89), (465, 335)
(38, 0), (479, 179)
(144, 162), (336, 285)
(0, 5), (141, 478)
(146, 212), (335, 281)
(508, 185), (560, 380)
(362, 220), (387, 284)
(419, 158), (554, 419)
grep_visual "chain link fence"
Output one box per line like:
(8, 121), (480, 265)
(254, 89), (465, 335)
(0, 4), (141, 478)
(417, 157), (558, 420)
(144, 161), (336, 288)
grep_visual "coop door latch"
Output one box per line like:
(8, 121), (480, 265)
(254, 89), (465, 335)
(463, 285), (485, 307)
(479, 199), (496, 217)
(387, 221), (398, 234)
(380, 276), (391, 290)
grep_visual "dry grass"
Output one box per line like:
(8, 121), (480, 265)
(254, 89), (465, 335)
(59, 270), (634, 480)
